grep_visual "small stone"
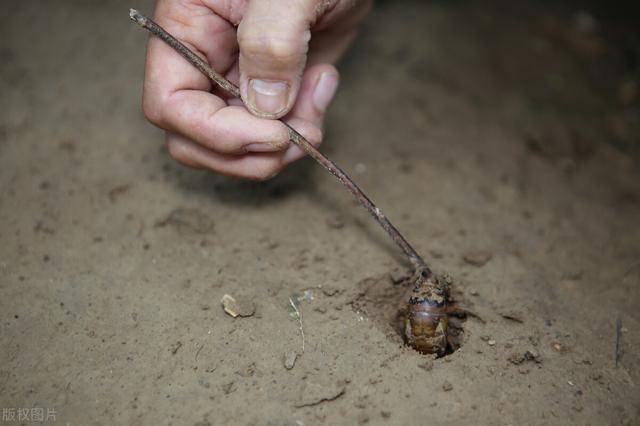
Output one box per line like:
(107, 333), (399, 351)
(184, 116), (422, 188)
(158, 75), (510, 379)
(221, 294), (255, 318)
(442, 381), (453, 392)
(321, 286), (340, 297)
(524, 349), (542, 363)
(487, 339), (496, 346)
(462, 250), (493, 267)
(508, 349), (541, 365)
(284, 351), (298, 370)
(508, 352), (526, 365)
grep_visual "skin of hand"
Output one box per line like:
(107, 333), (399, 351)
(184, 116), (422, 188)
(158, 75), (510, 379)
(142, 0), (372, 180)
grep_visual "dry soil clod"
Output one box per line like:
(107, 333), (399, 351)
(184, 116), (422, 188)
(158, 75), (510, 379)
(508, 349), (542, 365)
(221, 294), (255, 318)
(462, 250), (493, 267)
(284, 351), (298, 370)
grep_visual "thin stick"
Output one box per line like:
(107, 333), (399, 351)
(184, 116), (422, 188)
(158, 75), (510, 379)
(289, 297), (305, 353)
(615, 317), (622, 368)
(130, 9), (428, 272)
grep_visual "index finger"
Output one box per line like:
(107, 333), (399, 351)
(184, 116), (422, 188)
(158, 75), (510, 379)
(142, 0), (237, 122)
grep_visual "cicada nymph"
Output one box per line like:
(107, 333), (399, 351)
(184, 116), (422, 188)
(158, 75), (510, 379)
(400, 267), (470, 356)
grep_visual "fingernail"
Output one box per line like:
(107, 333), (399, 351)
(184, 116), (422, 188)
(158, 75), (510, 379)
(313, 72), (339, 112)
(247, 79), (289, 117)
(245, 142), (283, 153)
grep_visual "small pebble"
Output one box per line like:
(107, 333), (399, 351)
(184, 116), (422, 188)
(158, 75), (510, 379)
(462, 250), (493, 267)
(284, 351), (298, 370)
(221, 294), (255, 318)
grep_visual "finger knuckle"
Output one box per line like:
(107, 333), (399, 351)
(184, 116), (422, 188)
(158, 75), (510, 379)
(142, 95), (164, 127)
(307, 126), (323, 146)
(239, 29), (307, 65)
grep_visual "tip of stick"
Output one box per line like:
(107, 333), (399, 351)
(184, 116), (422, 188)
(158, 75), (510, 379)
(129, 8), (147, 26)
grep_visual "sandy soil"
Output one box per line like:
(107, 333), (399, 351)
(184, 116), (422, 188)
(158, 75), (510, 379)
(1, 1), (639, 425)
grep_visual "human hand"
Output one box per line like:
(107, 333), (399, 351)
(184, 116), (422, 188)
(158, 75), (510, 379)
(142, 0), (372, 180)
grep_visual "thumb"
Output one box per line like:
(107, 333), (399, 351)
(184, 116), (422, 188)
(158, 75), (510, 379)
(237, 0), (314, 119)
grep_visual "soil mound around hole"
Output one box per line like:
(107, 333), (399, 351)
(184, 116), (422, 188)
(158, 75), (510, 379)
(349, 272), (471, 357)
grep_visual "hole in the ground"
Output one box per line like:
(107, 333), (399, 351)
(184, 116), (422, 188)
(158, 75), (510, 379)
(349, 271), (469, 358)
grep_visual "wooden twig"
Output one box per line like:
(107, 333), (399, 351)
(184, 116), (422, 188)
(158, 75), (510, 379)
(129, 9), (428, 272)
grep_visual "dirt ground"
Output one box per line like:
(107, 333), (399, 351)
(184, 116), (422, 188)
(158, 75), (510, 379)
(1, 1), (639, 425)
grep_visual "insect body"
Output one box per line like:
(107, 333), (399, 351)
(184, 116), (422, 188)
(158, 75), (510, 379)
(402, 268), (451, 356)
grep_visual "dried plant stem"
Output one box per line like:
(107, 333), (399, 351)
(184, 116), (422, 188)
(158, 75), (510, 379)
(130, 9), (428, 272)
(615, 317), (622, 368)
(289, 298), (305, 353)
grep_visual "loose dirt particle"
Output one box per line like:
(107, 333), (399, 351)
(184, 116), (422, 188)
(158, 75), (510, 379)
(154, 208), (214, 235)
(169, 341), (182, 355)
(321, 286), (340, 297)
(221, 294), (255, 318)
(221, 381), (236, 395)
(508, 350), (542, 365)
(462, 250), (493, 267)
(418, 360), (434, 371)
(284, 351), (298, 370)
